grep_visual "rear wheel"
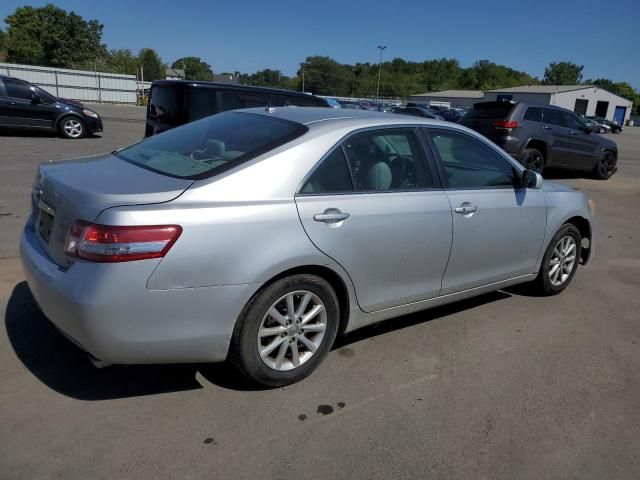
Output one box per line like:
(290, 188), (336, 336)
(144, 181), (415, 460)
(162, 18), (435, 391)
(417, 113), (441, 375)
(230, 274), (339, 387)
(521, 147), (544, 174)
(593, 150), (616, 180)
(530, 224), (581, 296)
(59, 116), (86, 139)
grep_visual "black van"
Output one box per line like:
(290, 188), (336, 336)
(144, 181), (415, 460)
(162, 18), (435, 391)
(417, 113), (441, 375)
(145, 80), (329, 136)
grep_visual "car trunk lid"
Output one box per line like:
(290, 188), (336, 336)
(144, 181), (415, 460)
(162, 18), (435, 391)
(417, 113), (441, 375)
(33, 153), (193, 268)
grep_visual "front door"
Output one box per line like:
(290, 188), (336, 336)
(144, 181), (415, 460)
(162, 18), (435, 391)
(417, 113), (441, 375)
(426, 128), (547, 294)
(614, 106), (626, 126)
(561, 110), (601, 170)
(295, 127), (453, 312)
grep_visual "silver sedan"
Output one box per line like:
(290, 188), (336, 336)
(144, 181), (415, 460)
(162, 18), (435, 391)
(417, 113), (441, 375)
(20, 107), (596, 386)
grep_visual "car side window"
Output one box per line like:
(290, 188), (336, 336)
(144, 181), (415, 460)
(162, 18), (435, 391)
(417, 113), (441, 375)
(543, 108), (564, 126)
(237, 94), (270, 108)
(343, 129), (432, 191)
(4, 79), (35, 101)
(429, 129), (519, 189)
(300, 148), (353, 194)
(283, 96), (324, 107)
(562, 111), (586, 130)
(523, 106), (542, 122)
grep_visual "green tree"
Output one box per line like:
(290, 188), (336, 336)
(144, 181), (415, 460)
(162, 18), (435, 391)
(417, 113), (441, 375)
(107, 48), (139, 75)
(0, 28), (6, 61)
(543, 61), (583, 85)
(4, 4), (105, 68)
(171, 56), (213, 81)
(138, 48), (164, 81)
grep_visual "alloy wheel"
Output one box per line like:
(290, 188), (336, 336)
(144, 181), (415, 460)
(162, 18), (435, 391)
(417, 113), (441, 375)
(598, 152), (615, 178)
(257, 290), (327, 371)
(549, 236), (577, 287)
(524, 152), (543, 173)
(63, 119), (84, 138)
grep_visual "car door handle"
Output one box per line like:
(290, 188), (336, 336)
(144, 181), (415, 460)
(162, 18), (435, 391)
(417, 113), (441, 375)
(313, 210), (350, 223)
(543, 125), (552, 130)
(6, 100), (17, 105)
(454, 204), (478, 214)
(570, 131), (578, 135)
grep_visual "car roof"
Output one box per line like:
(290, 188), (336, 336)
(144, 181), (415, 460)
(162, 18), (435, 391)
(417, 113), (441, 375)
(152, 79), (318, 98)
(234, 106), (466, 134)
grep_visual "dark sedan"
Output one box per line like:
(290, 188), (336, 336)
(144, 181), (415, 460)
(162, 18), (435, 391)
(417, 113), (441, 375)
(0, 75), (103, 139)
(391, 106), (445, 120)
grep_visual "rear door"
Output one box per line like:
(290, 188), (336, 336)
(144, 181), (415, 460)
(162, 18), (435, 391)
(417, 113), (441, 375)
(425, 127), (547, 294)
(541, 108), (574, 167)
(561, 110), (600, 170)
(296, 127), (453, 312)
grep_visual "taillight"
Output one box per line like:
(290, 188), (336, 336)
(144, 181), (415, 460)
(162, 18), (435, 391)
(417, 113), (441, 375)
(492, 120), (519, 129)
(65, 222), (182, 262)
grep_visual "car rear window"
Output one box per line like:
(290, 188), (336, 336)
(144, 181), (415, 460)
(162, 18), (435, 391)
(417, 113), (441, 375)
(149, 86), (181, 125)
(116, 111), (308, 179)
(463, 102), (515, 121)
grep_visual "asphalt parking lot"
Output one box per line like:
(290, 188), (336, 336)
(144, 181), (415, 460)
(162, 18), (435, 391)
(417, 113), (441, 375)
(1, 106), (639, 479)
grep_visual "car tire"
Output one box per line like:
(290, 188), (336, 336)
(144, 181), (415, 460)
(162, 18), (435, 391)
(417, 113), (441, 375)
(530, 224), (581, 296)
(230, 274), (340, 387)
(58, 116), (86, 139)
(521, 147), (544, 174)
(593, 150), (616, 180)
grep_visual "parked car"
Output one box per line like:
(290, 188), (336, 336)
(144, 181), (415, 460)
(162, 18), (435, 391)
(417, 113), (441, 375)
(323, 97), (342, 108)
(587, 116), (623, 134)
(145, 80), (328, 136)
(439, 108), (466, 123)
(0, 75), (103, 139)
(582, 117), (611, 134)
(394, 106), (445, 120)
(460, 101), (618, 179)
(21, 107), (595, 386)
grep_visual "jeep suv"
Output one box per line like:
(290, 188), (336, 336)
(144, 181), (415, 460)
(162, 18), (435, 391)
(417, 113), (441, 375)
(460, 101), (618, 179)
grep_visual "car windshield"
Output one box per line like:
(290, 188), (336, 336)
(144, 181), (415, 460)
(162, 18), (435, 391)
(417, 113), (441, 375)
(115, 111), (307, 179)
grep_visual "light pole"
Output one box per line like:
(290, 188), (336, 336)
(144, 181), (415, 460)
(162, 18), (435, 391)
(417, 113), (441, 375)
(376, 45), (387, 108)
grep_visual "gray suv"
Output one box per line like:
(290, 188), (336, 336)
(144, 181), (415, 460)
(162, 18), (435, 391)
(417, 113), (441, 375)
(460, 101), (618, 179)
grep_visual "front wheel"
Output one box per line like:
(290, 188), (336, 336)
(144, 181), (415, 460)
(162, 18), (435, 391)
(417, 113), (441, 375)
(230, 274), (339, 387)
(59, 116), (86, 139)
(530, 224), (581, 295)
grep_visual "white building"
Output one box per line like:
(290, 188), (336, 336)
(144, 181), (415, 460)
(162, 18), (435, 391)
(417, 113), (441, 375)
(483, 85), (633, 125)
(407, 90), (484, 109)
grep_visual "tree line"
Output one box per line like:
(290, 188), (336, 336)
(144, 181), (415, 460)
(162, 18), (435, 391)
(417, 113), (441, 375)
(0, 4), (638, 112)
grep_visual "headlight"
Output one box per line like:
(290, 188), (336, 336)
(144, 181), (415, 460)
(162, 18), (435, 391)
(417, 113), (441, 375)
(588, 199), (596, 214)
(82, 109), (99, 119)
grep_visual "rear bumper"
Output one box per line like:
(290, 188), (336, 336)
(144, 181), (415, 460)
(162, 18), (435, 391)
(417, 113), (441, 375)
(20, 220), (259, 364)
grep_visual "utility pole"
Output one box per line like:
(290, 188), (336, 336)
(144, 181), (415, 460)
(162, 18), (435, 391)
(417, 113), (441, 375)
(376, 45), (387, 108)
(302, 65), (305, 93)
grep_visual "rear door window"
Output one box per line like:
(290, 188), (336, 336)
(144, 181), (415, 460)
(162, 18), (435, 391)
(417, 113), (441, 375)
(300, 148), (353, 194)
(219, 92), (270, 112)
(282, 95), (325, 107)
(522, 107), (542, 122)
(185, 87), (217, 122)
(542, 108), (564, 126)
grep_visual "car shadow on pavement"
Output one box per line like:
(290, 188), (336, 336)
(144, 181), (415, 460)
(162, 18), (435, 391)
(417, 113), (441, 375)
(6, 282), (513, 399)
(5, 282), (260, 400)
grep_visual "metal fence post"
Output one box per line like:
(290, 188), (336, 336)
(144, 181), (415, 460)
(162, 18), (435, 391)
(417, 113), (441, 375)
(54, 70), (59, 97)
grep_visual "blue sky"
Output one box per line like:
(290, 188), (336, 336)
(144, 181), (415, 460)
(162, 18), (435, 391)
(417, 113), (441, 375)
(1, 0), (638, 88)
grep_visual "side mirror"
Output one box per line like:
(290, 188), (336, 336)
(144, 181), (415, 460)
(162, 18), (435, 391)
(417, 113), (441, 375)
(522, 169), (543, 189)
(31, 93), (42, 104)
